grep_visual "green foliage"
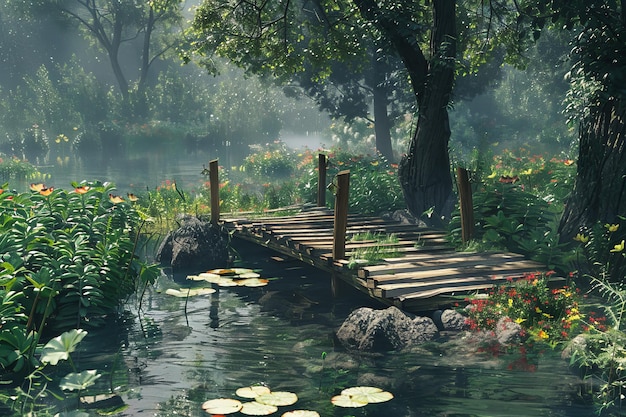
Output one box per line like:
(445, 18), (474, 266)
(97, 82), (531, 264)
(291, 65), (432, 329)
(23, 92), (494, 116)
(450, 149), (576, 272)
(323, 149), (404, 215)
(569, 276), (626, 415)
(0, 180), (159, 381)
(572, 219), (626, 284)
(242, 142), (296, 180)
(0, 155), (46, 186)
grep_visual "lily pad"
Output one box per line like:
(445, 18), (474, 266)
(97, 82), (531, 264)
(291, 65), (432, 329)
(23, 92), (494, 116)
(238, 272), (261, 278)
(41, 329), (88, 365)
(240, 401), (278, 415)
(341, 386), (393, 404)
(201, 398), (242, 414)
(236, 278), (269, 287)
(282, 411), (320, 417)
(256, 391), (298, 407)
(330, 394), (368, 408)
(188, 273), (221, 282)
(165, 287), (216, 297)
(236, 385), (271, 399)
(207, 268), (237, 276)
(59, 370), (101, 391)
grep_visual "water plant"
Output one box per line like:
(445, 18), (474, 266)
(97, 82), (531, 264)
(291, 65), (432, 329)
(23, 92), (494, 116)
(0, 180), (160, 412)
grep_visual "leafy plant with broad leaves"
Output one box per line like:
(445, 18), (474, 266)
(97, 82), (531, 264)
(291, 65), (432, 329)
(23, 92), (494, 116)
(0, 180), (160, 383)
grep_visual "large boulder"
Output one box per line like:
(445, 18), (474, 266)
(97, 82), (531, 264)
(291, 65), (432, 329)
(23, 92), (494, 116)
(336, 306), (439, 352)
(156, 215), (229, 272)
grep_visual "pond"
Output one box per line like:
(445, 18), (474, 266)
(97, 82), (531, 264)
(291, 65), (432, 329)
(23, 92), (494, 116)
(72, 240), (593, 417)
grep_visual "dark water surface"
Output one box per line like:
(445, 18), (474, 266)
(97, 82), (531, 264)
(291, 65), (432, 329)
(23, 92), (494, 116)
(74, 240), (593, 417)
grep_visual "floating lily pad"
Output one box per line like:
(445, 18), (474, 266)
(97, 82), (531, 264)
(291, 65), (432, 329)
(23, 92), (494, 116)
(236, 278), (269, 287)
(256, 391), (298, 406)
(341, 386), (393, 404)
(238, 272), (261, 278)
(236, 385), (271, 399)
(240, 401), (278, 415)
(189, 273), (222, 282)
(282, 411), (320, 417)
(165, 287), (216, 297)
(201, 398), (242, 414)
(330, 394), (368, 408)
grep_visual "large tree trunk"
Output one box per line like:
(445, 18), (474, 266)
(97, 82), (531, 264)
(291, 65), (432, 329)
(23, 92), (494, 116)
(559, 98), (626, 238)
(354, 0), (456, 222)
(372, 78), (394, 161)
(398, 0), (456, 224)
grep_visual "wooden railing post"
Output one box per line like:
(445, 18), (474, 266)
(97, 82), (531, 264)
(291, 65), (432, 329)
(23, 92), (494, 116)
(317, 153), (327, 207)
(456, 167), (474, 243)
(332, 170), (350, 260)
(209, 159), (220, 225)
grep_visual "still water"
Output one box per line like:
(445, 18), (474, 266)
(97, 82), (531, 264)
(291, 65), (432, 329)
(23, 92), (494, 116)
(74, 240), (593, 417)
(33, 149), (593, 416)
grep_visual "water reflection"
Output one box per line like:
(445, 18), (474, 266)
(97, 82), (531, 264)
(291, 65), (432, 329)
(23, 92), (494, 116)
(78, 242), (592, 417)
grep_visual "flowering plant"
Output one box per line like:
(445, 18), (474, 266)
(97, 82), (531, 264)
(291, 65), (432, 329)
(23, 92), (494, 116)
(465, 272), (582, 344)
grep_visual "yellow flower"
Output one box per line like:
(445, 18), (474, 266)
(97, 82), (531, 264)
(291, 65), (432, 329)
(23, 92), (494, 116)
(573, 233), (589, 243)
(567, 314), (581, 322)
(487, 171), (497, 179)
(605, 223), (620, 232)
(537, 330), (549, 339)
(508, 298), (513, 307)
(521, 168), (533, 175)
(610, 240), (625, 253)
(535, 307), (542, 313)
(514, 318), (526, 324)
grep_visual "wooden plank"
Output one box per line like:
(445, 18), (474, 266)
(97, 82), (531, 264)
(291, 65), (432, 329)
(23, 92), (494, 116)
(374, 274), (524, 298)
(368, 260), (544, 285)
(360, 252), (535, 278)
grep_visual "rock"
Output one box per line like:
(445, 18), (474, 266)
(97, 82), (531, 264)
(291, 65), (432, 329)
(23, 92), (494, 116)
(156, 215), (229, 272)
(561, 334), (588, 360)
(495, 317), (523, 345)
(335, 306), (439, 352)
(432, 309), (469, 331)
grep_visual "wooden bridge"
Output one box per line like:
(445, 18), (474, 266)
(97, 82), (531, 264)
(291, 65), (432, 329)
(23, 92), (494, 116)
(208, 158), (547, 312)
(221, 205), (545, 311)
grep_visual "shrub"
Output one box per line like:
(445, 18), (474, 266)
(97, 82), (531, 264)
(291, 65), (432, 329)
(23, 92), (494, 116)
(465, 272), (583, 344)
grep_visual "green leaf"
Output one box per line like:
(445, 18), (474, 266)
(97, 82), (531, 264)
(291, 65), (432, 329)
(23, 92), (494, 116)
(59, 369), (101, 391)
(40, 329), (87, 365)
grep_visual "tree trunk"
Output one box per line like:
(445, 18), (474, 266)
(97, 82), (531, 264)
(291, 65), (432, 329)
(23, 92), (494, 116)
(372, 77), (394, 161)
(559, 98), (626, 239)
(398, 0), (456, 224)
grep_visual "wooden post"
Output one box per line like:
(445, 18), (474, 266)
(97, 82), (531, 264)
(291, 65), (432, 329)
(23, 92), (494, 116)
(317, 153), (327, 207)
(456, 167), (474, 243)
(209, 159), (220, 225)
(332, 170), (350, 260)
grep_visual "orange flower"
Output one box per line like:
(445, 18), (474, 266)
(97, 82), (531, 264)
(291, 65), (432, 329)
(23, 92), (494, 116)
(30, 183), (45, 192)
(74, 186), (90, 194)
(109, 194), (124, 204)
(39, 187), (54, 196)
(127, 193), (138, 202)
(563, 159), (575, 166)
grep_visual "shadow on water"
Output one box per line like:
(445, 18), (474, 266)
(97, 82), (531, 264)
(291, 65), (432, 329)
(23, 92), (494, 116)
(73, 240), (594, 417)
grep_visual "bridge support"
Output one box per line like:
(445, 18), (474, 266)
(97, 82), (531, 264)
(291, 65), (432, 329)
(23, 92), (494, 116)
(210, 159), (220, 225)
(317, 153), (327, 207)
(332, 170), (350, 260)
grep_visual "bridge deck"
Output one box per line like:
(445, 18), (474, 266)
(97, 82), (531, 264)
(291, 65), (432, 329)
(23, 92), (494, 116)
(222, 206), (547, 311)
